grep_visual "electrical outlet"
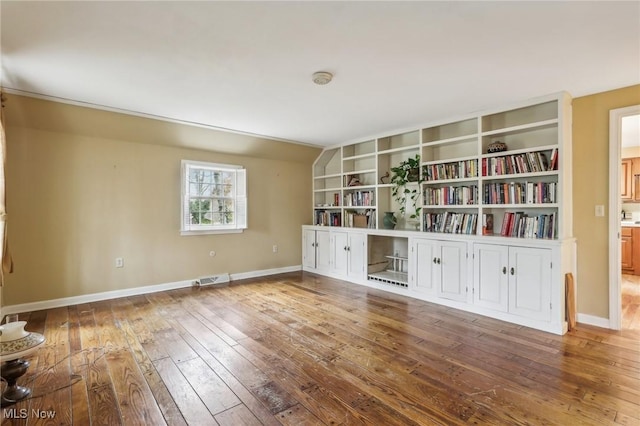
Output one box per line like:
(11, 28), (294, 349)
(115, 257), (124, 268)
(595, 205), (605, 217)
(272, 245), (278, 253)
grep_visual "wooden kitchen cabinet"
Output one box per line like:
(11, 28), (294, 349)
(622, 159), (633, 201)
(621, 157), (640, 202)
(621, 227), (634, 272)
(633, 159), (640, 202)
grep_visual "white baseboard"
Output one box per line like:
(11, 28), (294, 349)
(576, 313), (611, 329)
(231, 265), (301, 281)
(2, 265), (302, 315)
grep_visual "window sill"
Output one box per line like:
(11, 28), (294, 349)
(180, 229), (244, 236)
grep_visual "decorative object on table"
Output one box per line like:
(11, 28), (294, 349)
(346, 175), (361, 187)
(487, 140), (507, 153)
(379, 172), (390, 184)
(0, 320), (46, 407)
(382, 211), (397, 230)
(482, 213), (494, 235)
(390, 154), (423, 219)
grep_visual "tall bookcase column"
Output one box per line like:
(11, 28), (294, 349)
(421, 117), (480, 235)
(377, 130), (421, 230)
(479, 93), (571, 240)
(312, 148), (342, 226)
(342, 140), (377, 229)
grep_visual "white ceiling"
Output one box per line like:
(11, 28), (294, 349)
(1, 1), (639, 147)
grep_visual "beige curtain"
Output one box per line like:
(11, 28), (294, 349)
(0, 91), (14, 286)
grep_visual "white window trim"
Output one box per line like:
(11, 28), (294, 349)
(180, 159), (247, 236)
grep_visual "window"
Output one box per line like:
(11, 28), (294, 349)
(181, 160), (247, 235)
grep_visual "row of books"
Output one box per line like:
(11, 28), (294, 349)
(424, 160), (478, 181)
(344, 190), (375, 207)
(423, 212), (478, 235)
(500, 211), (556, 239)
(344, 209), (375, 229)
(423, 185), (478, 206)
(482, 148), (558, 176)
(483, 182), (557, 205)
(315, 210), (341, 227)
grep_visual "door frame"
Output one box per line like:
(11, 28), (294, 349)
(609, 104), (640, 330)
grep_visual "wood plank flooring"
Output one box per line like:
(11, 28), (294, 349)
(622, 274), (640, 330)
(2, 271), (639, 425)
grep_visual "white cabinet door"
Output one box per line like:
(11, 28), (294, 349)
(410, 238), (438, 295)
(410, 238), (466, 300)
(473, 244), (509, 312)
(332, 231), (349, 275)
(508, 246), (551, 321)
(303, 229), (331, 271)
(316, 230), (331, 271)
(302, 229), (318, 269)
(331, 231), (365, 280)
(437, 241), (467, 302)
(347, 232), (366, 280)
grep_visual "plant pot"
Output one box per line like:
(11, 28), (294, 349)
(382, 212), (397, 229)
(407, 168), (420, 182)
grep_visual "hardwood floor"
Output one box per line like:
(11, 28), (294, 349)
(2, 271), (639, 425)
(622, 274), (640, 330)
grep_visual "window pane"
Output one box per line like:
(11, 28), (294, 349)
(182, 161), (246, 232)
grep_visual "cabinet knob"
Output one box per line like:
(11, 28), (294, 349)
(437, 258), (441, 265)
(510, 267), (515, 275)
(502, 267), (507, 275)
(347, 246), (351, 252)
(344, 246), (348, 251)
(433, 257), (437, 264)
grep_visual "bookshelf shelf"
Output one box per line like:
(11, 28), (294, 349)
(481, 118), (558, 137)
(423, 177), (478, 185)
(342, 153), (376, 161)
(481, 171), (558, 181)
(314, 190), (341, 195)
(423, 204), (478, 209)
(314, 173), (342, 179)
(482, 203), (559, 208)
(377, 145), (421, 155)
(422, 154), (478, 166)
(481, 144), (558, 159)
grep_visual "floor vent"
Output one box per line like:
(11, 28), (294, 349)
(195, 273), (230, 286)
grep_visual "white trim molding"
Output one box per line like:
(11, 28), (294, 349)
(1, 265), (302, 315)
(577, 313), (611, 330)
(609, 104), (640, 330)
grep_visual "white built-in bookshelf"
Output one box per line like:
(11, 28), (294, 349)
(312, 92), (572, 241)
(306, 92), (575, 335)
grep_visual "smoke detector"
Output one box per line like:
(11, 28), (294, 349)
(312, 71), (333, 85)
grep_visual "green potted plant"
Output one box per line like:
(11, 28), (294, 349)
(390, 154), (423, 220)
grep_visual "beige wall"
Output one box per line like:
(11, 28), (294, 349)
(3, 95), (321, 306)
(573, 84), (640, 318)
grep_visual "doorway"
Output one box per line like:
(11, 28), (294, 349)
(609, 105), (640, 330)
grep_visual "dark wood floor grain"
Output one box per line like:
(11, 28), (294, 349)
(2, 271), (639, 425)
